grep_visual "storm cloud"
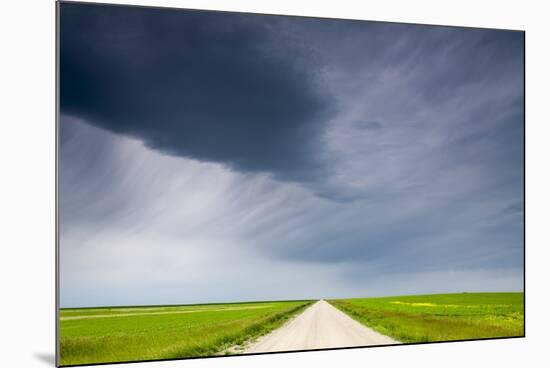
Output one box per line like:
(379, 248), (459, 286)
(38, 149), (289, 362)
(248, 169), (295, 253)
(59, 2), (524, 307)
(60, 3), (332, 182)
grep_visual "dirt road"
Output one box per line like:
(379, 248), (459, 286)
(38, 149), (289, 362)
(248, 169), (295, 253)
(243, 300), (398, 353)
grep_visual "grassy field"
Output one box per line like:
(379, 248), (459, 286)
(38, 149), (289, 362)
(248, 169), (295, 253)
(59, 300), (313, 366)
(329, 292), (524, 343)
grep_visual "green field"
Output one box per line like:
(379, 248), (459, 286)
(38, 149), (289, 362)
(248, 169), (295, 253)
(59, 300), (312, 366)
(60, 293), (524, 365)
(329, 292), (524, 343)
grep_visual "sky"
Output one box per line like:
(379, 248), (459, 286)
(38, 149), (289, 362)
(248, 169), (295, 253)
(59, 3), (524, 307)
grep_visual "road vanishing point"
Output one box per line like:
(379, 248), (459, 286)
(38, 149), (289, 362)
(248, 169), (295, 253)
(243, 300), (399, 353)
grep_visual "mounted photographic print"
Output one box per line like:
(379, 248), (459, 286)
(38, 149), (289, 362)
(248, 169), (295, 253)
(57, 1), (525, 366)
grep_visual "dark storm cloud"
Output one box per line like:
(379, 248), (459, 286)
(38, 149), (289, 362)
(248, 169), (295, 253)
(59, 3), (332, 182)
(59, 4), (524, 306)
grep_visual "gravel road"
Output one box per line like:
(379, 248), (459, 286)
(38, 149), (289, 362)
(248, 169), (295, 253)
(243, 300), (398, 353)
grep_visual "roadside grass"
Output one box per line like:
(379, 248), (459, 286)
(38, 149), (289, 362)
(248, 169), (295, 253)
(329, 292), (523, 343)
(60, 300), (313, 366)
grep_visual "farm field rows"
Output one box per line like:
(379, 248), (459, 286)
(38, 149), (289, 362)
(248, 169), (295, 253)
(328, 292), (524, 343)
(59, 300), (313, 366)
